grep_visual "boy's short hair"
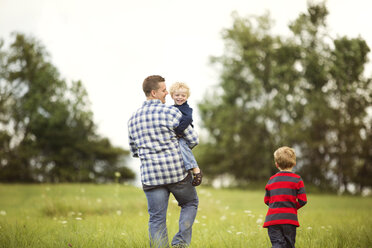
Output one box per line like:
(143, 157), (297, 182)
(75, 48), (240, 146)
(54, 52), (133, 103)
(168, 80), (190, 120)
(169, 82), (190, 97)
(274, 146), (296, 170)
(143, 75), (165, 97)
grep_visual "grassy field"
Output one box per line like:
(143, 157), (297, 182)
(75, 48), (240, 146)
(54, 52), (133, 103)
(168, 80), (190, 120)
(0, 184), (371, 248)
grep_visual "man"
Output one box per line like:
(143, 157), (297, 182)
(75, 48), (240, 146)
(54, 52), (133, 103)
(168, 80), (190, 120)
(128, 75), (201, 248)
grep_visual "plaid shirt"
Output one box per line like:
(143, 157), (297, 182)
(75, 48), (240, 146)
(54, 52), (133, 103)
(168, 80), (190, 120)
(128, 99), (199, 186)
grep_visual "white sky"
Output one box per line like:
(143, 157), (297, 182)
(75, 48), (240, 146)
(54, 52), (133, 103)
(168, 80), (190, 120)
(0, 0), (371, 161)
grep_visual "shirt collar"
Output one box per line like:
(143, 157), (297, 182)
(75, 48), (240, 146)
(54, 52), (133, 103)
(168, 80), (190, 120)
(175, 101), (188, 107)
(277, 171), (293, 174)
(143, 99), (162, 106)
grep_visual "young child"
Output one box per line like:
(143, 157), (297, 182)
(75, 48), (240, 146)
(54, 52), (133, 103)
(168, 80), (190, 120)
(169, 82), (202, 186)
(263, 146), (307, 248)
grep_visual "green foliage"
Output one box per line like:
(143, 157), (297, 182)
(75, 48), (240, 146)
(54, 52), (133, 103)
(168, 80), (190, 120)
(0, 184), (371, 247)
(197, 2), (372, 193)
(0, 33), (134, 183)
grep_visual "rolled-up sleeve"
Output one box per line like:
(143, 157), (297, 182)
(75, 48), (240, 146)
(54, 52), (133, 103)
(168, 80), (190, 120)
(128, 134), (139, 157)
(183, 125), (199, 149)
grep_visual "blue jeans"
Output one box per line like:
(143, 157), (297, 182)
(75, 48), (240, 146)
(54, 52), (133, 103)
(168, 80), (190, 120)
(268, 224), (296, 248)
(179, 138), (198, 171)
(144, 175), (199, 248)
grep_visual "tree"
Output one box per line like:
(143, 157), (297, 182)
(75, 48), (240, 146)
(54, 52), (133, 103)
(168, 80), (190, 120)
(0, 33), (134, 183)
(197, 2), (372, 192)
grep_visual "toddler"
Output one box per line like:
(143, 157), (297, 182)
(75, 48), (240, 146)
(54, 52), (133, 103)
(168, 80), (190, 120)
(169, 82), (202, 186)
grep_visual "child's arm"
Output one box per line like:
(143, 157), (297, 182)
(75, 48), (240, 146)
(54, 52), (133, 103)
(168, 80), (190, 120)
(175, 108), (193, 136)
(296, 179), (307, 209)
(264, 186), (270, 206)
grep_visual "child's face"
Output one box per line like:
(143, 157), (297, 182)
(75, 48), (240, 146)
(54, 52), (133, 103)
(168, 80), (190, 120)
(171, 88), (188, 105)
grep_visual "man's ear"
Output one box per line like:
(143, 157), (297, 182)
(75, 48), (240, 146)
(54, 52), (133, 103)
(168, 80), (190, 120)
(150, 90), (156, 97)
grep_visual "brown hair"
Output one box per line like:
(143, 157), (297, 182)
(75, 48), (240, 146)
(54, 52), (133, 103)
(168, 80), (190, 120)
(142, 75), (165, 97)
(274, 146), (296, 170)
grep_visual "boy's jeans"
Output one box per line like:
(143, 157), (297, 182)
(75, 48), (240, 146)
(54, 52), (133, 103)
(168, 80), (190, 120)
(144, 175), (199, 248)
(268, 224), (296, 248)
(179, 138), (198, 171)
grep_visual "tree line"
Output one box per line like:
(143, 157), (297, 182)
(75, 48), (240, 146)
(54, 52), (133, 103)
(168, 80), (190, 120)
(0, 3), (370, 193)
(0, 33), (134, 183)
(196, 3), (371, 194)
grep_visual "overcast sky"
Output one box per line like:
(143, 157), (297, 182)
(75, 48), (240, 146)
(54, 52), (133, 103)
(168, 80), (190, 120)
(1, 1), (371, 179)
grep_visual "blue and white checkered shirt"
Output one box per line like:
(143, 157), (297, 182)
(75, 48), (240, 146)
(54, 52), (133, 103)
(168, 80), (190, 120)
(128, 99), (199, 186)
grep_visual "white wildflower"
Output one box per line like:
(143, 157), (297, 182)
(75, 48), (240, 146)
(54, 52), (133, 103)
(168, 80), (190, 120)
(244, 210), (252, 214)
(256, 218), (263, 224)
(307, 227), (312, 230)
(96, 198), (102, 203)
(227, 230), (232, 234)
(116, 210), (122, 216)
(194, 219), (200, 224)
(202, 215), (207, 219)
(220, 215), (226, 221)
(0, 210), (6, 216)
(61, 220), (68, 224)
(236, 232), (243, 235)
(75, 217), (82, 220)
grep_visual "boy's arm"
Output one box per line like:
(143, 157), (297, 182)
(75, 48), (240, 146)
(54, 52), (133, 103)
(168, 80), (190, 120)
(296, 179), (307, 209)
(264, 186), (270, 206)
(175, 108), (193, 136)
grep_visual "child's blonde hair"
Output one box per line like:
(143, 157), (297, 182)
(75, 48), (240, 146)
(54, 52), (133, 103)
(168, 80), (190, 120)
(169, 82), (190, 98)
(274, 146), (296, 169)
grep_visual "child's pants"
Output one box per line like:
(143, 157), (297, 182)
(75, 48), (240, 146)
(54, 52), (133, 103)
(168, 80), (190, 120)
(268, 224), (296, 248)
(179, 138), (198, 171)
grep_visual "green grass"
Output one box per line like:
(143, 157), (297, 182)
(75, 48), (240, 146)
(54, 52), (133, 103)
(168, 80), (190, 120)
(0, 184), (371, 248)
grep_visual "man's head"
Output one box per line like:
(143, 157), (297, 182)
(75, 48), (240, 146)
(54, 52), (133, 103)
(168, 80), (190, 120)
(169, 82), (190, 105)
(274, 146), (296, 170)
(143, 75), (167, 103)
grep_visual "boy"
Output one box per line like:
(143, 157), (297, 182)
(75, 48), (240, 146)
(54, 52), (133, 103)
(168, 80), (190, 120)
(169, 82), (202, 186)
(263, 146), (307, 248)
